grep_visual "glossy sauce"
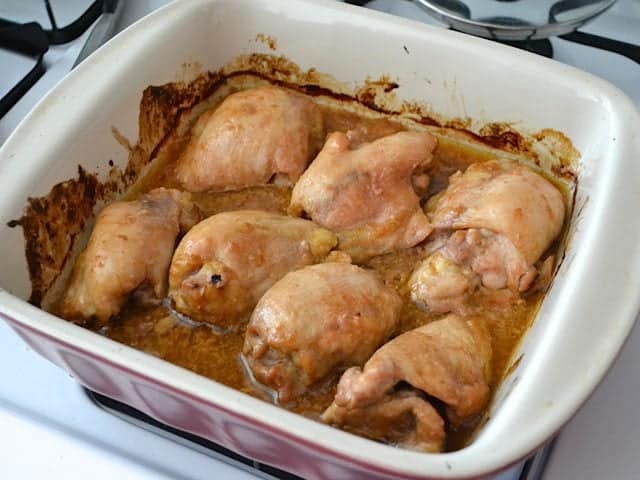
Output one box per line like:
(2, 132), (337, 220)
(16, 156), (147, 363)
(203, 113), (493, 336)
(94, 101), (550, 451)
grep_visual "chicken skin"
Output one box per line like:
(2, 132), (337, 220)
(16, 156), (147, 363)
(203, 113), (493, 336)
(325, 315), (491, 428)
(409, 229), (535, 313)
(168, 211), (337, 328)
(410, 160), (565, 312)
(61, 188), (200, 325)
(322, 390), (445, 453)
(175, 87), (324, 192)
(289, 131), (437, 262)
(430, 160), (565, 264)
(243, 263), (402, 403)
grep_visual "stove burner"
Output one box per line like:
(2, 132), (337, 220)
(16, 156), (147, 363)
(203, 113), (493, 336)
(0, 0), (113, 118)
(488, 35), (554, 57)
(345, 1), (639, 61)
(413, 0), (618, 40)
(0, 21), (49, 118)
(482, 16), (538, 28)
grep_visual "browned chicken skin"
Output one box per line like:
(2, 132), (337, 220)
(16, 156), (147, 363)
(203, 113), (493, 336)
(409, 229), (534, 313)
(324, 314), (492, 446)
(243, 263), (402, 403)
(289, 131), (437, 262)
(410, 160), (565, 313)
(430, 160), (565, 264)
(168, 210), (336, 328)
(175, 87), (324, 192)
(61, 188), (200, 324)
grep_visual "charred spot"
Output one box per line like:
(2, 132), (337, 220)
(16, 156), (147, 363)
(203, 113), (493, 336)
(66, 207), (77, 223)
(210, 274), (223, 285)
(416, 116), (440, 127)
(7, 219), (21, 228)
(30, 199), (46, 214)
(296, 83), (353, 103)
(383, 82), (399, 93)
(464, 123), (528, 152)
(108, 159), (114, 167)
(480, 131), (522, 150)
(146, 84), (178, 104)
(355, 89), (377, 109)
(78, 166), (101, 201)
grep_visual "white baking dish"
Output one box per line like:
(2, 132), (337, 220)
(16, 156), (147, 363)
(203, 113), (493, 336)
(1, 0), (639, 478)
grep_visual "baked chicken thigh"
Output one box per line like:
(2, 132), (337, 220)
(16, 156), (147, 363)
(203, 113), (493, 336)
(61, 188), (200, 324)
(175, 87), (324, 192)
(289, 131), (437, 261)
(243, 263), (402, 403)
(323, 315), (491, 452)
(168, 210), (336, 328)
(409, 160), (565, 312)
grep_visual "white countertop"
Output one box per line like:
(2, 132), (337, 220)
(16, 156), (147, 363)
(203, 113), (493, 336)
(544, 321), (640, 479)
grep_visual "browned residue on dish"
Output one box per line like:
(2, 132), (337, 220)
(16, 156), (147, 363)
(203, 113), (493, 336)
(255, 33), (277, 51)
(137, 71), (225, 160)
(478, 123), (526, 152)
(111, 126), (134, 152)
(7, 166), (101, 306)
(535, 128), (580, 181)
(355, 75), (400, 107)
(445, 117), (473, 130)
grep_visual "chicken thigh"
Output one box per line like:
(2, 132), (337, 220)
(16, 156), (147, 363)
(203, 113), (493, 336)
(430, 160), (565, 264)
(289, 131), (437, 261)
(409, 160), (565, 312)
(61, 188), (200, 324)
(243, 263), (402, 403)
(168, 210), (337, 328)
(175, 87), (324, 192)
(325, 315), (491, 427)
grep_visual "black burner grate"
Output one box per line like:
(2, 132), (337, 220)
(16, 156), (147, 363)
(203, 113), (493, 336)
(345, 0), (639, 62)
(0, 0), (112, 118)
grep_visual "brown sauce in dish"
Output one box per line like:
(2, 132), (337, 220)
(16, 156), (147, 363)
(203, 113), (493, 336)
(73, 95), (556, 452)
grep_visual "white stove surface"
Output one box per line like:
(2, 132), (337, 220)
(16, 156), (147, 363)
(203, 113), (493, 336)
(0, 1), (638, 479)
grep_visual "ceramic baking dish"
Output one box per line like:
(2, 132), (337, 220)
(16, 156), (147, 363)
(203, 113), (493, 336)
(1, 0), (639, 478)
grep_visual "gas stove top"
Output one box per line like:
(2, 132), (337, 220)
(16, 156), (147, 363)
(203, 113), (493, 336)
(0, 1), (638, 479)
